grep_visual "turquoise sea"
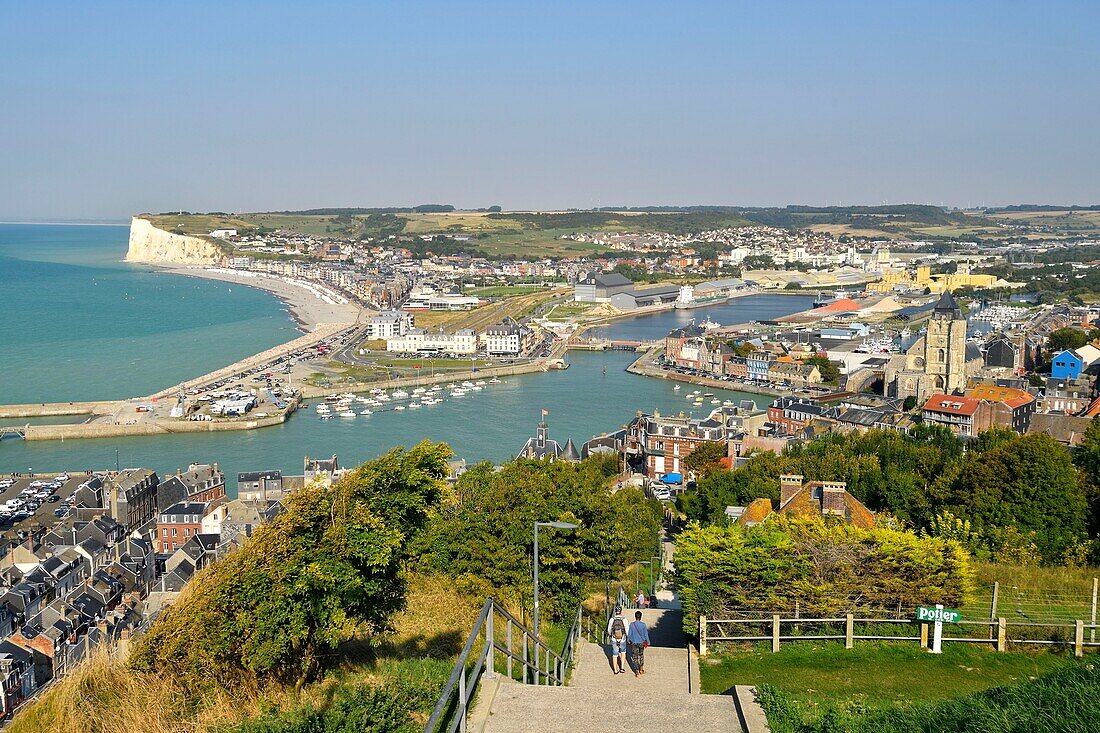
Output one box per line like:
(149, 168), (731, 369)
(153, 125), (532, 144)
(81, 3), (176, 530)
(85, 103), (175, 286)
(0, 225), (813, 482)
(0, 224), (300, 404)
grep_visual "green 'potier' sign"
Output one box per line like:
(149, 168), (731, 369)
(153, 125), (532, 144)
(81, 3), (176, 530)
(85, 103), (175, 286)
(917, 606), (962, 624)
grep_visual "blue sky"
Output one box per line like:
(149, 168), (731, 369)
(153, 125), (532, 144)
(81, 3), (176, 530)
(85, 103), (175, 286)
(1, 1), (1098, 218)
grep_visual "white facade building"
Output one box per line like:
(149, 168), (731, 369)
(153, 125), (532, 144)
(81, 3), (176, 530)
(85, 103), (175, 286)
(387, 328), (477, 355)
(366, 311), (414, 339)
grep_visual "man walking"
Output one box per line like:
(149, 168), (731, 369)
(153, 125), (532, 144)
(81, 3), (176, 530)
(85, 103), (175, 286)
(627, 610), (651, 676)
(606, 606), (628, 674)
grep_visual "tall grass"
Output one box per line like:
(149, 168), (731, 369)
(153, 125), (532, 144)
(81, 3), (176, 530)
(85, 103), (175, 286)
(10, 574), (483, 733)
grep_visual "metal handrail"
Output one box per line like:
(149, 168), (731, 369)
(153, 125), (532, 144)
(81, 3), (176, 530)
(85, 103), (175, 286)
(424, 596), (591, 733)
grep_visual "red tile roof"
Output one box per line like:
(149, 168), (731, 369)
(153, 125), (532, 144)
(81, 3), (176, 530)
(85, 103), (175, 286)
(922, 393), (980, 416)
(968, 385), (1035, 409)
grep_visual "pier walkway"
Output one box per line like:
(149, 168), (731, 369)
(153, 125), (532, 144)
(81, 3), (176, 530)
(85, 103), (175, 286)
(0, 425), (27, 440)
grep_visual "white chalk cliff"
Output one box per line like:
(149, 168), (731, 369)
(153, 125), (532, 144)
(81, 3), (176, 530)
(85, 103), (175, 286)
(125, 217), (227, 265)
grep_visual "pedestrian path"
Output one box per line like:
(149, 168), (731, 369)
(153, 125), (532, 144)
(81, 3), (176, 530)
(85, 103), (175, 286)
(480, 603), (745, 732)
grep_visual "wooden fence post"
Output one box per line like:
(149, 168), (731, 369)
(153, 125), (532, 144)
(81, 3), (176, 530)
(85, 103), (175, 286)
(920, 622), (928, 649)
(997, 617), (1007, 653)
(845, 614), (853, 649)
(772, 614), (781, 653)
(1075, 620), (1084, 658)
(699, 615), (708, 657)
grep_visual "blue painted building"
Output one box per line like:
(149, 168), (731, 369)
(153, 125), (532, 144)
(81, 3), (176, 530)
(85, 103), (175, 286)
(1051, 349), (1085, 380)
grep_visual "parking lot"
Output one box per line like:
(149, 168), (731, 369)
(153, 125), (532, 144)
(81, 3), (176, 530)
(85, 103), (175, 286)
(0, 473), (88, 539)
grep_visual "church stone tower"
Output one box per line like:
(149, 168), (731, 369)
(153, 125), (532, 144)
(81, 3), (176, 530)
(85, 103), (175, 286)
(923, 290), (967, 394)
(884, 289), (971, 402)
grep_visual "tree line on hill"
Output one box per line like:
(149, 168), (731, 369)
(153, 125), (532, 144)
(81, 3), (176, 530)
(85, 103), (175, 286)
(681, 421), (1100, 567)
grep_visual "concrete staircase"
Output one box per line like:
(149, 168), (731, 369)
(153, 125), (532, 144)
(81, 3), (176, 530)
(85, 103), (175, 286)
(478, 604), (754, 733)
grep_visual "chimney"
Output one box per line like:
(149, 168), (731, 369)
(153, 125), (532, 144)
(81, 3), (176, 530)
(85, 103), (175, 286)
(779, 474), (803, 507)
(822, 482), (847, 515)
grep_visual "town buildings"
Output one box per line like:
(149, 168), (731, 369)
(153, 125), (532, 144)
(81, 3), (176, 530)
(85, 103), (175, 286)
(365, 311), (414, 340)
(625, 410), (727, 479)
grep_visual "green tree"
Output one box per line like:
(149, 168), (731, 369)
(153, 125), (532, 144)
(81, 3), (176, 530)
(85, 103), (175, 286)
(414, 457), (661, 620)
(806, 355), (840, 384)
(683, 440), (728, 479)
(938, 433), (1086, 563)
(130, 442), (452, 691)
(1048, 327), (1088, 352)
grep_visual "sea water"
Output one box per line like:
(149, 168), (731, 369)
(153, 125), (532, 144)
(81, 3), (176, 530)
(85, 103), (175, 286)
(0, 223), (299, 404)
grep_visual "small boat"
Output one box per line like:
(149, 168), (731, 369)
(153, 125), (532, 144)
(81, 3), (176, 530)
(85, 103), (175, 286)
(711, 399), (720, 405)
(320, 414), (334, 420)
(703, 393), (714, 397)
(673, 385), (681, 391)
(408, 402), (421, 409)
(392, 389), (409, 399)
(488, 377), (502, 384)
(470, 385), (483, 391)
(359, 409), (373, 416)
(413, 387), (426, 394)
(339, 411), (356, 418)
(394, 405), (406, 411)
(462, 381), (475, 388)
(451, 390), (466, 397)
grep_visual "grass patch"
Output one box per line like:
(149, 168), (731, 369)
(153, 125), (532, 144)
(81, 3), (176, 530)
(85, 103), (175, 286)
(757, 660), (1100, 733)
(546, 301), (596, 319)
(465, 285), (546, 297)
(701, 641), (1072, 713)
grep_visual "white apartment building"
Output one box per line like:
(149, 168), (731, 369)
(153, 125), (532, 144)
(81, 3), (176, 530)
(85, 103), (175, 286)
(387, 328), (477, 355)
(366, 311), (414, 339)
(481, 318), (529, 356)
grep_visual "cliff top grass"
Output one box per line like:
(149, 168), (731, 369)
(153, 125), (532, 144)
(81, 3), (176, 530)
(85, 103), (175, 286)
(701, 641), (1074, 714)
(143, 213), (257, 237)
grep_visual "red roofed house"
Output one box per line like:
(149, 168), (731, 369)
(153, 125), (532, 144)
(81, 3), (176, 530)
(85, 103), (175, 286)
(922, 387), (1038, 437)
(920, 394), (985, 436)
(967, 385), (1036, 434)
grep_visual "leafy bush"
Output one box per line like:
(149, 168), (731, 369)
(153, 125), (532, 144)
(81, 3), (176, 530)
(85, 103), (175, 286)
(131, 442), (452, 691)
(675, 516), (972, 633)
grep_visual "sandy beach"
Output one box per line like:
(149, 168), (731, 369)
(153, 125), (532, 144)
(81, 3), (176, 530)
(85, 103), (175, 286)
(156, 265), (368, 329)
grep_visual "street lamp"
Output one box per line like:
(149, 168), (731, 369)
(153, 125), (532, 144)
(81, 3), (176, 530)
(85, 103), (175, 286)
(533, 520), (579, 639)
